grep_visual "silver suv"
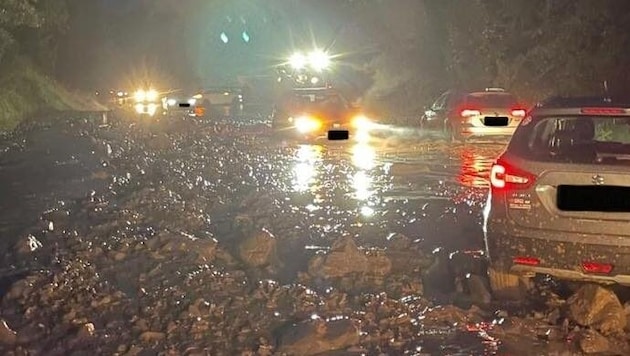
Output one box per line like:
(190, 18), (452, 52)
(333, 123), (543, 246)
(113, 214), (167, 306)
(483, 97), (630, 299)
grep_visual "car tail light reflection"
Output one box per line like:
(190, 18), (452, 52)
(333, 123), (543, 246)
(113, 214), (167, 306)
(461, 109), (481, 117)
(513, 256), (540, 266)
(490, 159), (536, 190)
(511, 109), (526, 117)
(582, 261), (614, 274)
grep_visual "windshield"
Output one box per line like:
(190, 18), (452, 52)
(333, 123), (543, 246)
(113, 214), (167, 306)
(509, 115), (630, 164)
(464, 93), (519, 108)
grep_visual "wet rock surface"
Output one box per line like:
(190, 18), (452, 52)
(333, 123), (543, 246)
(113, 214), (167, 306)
(1, 114), (630, 354)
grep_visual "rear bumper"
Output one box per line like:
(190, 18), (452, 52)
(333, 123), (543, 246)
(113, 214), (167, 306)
(458, 125), (517, 137)
(484, 223), (630, 285)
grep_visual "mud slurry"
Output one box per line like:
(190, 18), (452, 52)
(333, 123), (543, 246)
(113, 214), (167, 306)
(0, 114), (628, 355)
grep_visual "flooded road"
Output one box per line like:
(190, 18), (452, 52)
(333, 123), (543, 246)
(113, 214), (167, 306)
(0, 115), (617, 355)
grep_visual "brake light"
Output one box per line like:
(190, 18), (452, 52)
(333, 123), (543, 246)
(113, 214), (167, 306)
(582, 261), (614, 274)
(461, 109), (481, 117)
(511, 109), (526, 117)
(490, 159), (536, 190)
(513, 256), (540, 266)
(580, 107), (626, 115)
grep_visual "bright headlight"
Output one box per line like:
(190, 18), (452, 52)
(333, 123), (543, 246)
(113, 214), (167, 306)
(353, 115), (372, 128)
(289, 52), (307, 70)
(167, 98), (177, 106)
(147, 103), (158, 116)
(295, 116), (320, 133)
(188, 98), (197, 105)
(146, 90), (158, 101)
(134, 90), (146, 102)
(308, 50), (331, 71)
(134, 103), (145, 113)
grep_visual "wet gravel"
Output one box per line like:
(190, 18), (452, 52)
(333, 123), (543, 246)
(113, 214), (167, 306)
(1, 113), (630, 355)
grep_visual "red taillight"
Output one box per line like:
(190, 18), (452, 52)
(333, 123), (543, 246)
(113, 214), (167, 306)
(461, 109), (481, 117)
(513, 256), (540, 266)
(580, 107), (626, 115)
(582, 261), (614, 274)
(511, 109), (526, 117)
(489, 159), (536, 190)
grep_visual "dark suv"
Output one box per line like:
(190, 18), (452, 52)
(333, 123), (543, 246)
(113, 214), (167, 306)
(420, 88), (527, 142)
(483, 96), (630, 299)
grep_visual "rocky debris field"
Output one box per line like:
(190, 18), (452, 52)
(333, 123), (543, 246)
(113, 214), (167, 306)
(1, 114), (630, 355)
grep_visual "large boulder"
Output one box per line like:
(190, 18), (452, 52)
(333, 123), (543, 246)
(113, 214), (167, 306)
(238, 229), (278, 268)
(277, 318), (360, 356)
(567, 284), (626, 335)
(308, 238), (391, 279)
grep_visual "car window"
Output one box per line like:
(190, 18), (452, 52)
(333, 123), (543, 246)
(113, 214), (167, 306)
(431, 92), (448, 110)
(509, 116), (630, 164)
(465, 93), (518, 108)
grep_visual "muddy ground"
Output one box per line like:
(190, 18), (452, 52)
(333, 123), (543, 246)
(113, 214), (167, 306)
(0, 113), (629, 355)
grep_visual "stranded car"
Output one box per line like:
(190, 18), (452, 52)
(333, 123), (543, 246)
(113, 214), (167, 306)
(483, 96), (630, 299)
(420, 88), (527, 142)
(271, 87), (374, 140)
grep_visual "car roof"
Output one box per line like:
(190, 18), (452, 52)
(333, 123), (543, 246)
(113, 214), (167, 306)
(529, 96), (630, 117)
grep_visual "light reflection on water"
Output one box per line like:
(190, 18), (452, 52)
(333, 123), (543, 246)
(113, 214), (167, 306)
(292, 144), (323, 193)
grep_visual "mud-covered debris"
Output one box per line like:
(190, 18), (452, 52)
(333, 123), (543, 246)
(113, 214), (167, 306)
(239, 228), (277, 268)
(139, 331), (166, 342)
(277, 318), (360, 356)
(76, 323), (95, 338)
(0, 319), (17, 345)
(422, 304), (484, 326)
(578, 329), (610, 354)
(465, 274), (491, 305)
(14, 234), (43, 254)
(308, 238), (392, 279)
(567, 284), (626, 335)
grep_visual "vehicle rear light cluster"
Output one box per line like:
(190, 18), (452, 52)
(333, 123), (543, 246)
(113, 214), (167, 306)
(511, 109), (527, 117)
(582, 261), (614, 274)
(489, 158), (537, 190)
(461, 109), (481, 117)
(513, 256), (540, 266)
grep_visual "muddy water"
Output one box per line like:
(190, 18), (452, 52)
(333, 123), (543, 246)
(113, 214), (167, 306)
(0, 116), (578, 355)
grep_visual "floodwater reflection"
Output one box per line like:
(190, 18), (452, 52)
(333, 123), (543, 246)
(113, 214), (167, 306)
(456, 146), (496, 189)
(292, 144), (323, 193)
(351, 143), (378, 216)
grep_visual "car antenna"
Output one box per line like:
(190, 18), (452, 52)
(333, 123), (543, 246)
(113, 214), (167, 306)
(602, 80), (612, 103)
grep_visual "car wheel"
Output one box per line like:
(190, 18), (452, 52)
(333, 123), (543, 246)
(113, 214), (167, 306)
(487, 266), (532, 301)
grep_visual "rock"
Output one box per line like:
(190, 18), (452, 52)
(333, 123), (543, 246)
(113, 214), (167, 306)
(76, 323), (95, 338)
(385, 233), (412, 250)
(277, 318), (360, 356)
(238, 229), (277, 268)
(193, 238), (217, 263)
(139, 331), (166, 342)
(578, 329), (609, 354)
(14, 234), (43, 254)
(0, 319), (17, 345)
(308, 238), (371, 279)
(567, 284), (626, 335)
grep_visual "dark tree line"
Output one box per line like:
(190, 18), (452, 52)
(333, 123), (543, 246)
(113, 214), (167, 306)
(3, 0), (630, 116)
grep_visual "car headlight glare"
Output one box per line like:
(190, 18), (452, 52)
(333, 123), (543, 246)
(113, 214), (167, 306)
(167, 98), (177, 106)
(134, 90), (146, 102)
(295, 116), (320, 133)
(188, 98), (197, 105)
(146, 90), (158, 101)
(134, 103), (145, 113)
(353, 115), (372, 128)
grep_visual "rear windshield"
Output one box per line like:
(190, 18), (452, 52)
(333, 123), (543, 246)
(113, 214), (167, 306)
(464, 93), (518, 108)
(509, 115), (630, 165)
